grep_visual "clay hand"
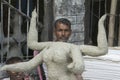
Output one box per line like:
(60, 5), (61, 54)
(67, 61), (84, 74)
(32, 8), (37, 18)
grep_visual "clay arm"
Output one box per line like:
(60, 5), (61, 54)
(27, 9), (51, 51)
(80, 14), (108, 56)
(67, 45), (84, 74)
(0, 49), (45, 72)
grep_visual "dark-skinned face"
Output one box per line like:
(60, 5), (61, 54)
(54, 23), (71, 42)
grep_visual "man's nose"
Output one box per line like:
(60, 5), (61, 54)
(62, 31), (65, 35)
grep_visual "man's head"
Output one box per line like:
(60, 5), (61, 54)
(54, 18), (72, 42)
(6, 57), (24, 80)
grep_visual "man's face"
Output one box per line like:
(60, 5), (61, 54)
(54, 23), (71, 42)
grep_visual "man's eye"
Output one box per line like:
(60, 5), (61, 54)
(57, 30), (62, 32)
(65, 30), (69, 31)
(65, 30), (70, 32)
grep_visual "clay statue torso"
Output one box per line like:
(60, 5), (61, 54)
(43, 43), (77, 80)
(43, 43), (71, 63)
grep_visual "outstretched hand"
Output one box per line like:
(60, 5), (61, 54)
(31, 8), (37, 18)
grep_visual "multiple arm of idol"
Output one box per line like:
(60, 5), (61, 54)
(0, 9), (108, 74)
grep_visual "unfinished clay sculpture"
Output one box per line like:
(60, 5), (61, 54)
(0, 9), (108, 80)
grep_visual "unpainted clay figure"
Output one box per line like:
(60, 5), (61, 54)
(0, 9), (108, 80)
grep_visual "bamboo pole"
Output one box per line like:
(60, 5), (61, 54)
(108, 0), (117, 46)
(0, 2), (4, 62)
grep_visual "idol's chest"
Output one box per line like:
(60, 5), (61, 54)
(43, 48), (70, 63)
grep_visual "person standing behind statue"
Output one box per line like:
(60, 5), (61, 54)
(53, 18), (83, 80)
(41, 18), (83, 80)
